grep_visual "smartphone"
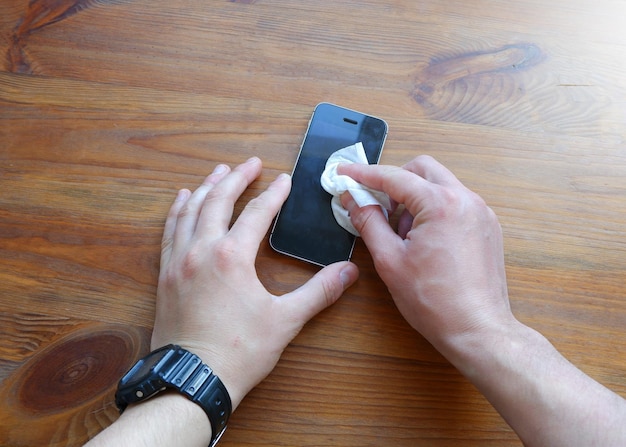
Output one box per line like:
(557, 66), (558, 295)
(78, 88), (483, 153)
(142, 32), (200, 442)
(269, 103), (388, 266)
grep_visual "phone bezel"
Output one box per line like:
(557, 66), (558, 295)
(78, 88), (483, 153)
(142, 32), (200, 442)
(269, 102), (388, 266)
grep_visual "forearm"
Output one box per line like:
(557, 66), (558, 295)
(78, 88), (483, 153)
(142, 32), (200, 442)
(85, 393), (211, 447)
(445, 320), (626, 447)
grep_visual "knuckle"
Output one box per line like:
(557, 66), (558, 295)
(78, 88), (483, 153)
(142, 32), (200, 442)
(203, 188), (224, 207)
(244, 194), (267, 214)
(160, 266), (179, 290)
(319, 275), (340, 308)
(468, 189), (488, 208)
(176, 202), (196, 220)
(426, 187), (462, 220)
(211, 237), (239, 269)
(350, 205), (380, 234)
(466, 191), (496, 223)
(161, 235), (174, 253)
(432, 186), (490, 220)
(180, 246), (204, 279)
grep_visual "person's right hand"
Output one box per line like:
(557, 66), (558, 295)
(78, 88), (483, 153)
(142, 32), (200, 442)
(341, 156), (626, 447)
(338, 155), (515, 356)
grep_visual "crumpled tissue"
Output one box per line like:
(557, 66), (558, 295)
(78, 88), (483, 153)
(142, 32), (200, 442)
(320, 142), (390, 236)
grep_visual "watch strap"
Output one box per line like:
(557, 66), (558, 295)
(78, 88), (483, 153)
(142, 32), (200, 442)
(116, 345), (231, 447)
(170, 348), (231, 446)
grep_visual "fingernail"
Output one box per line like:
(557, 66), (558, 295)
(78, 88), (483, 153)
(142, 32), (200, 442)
(175, 189), (189, 202)
(246, 156), (260, 164)
(212, 164), (228, 175)
(267, 173), (290, 190)
(340, 192), (355, 211)
(340, 265), (357, 289)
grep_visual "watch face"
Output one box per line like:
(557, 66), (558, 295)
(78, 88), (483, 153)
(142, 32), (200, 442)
(122, 347), (172, 387)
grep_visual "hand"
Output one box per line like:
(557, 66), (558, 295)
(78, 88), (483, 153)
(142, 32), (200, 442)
(152, 157), (358, 409)
(340, 156), (626, 447)
(338, 155), (514, 356)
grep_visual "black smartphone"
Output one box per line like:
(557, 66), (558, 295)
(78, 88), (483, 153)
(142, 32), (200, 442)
(269, 103), (388, 266)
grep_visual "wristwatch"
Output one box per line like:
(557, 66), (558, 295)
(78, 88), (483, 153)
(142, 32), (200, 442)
(115, 344), (231, 447)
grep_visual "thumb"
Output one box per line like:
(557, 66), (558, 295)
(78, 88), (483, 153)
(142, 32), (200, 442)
(282, 261), (359, 324)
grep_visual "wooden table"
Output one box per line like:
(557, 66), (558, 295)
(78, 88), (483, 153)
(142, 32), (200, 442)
(2, 1), (625, 445)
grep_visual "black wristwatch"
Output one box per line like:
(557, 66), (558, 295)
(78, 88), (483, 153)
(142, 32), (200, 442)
(115, 344), (232, 447)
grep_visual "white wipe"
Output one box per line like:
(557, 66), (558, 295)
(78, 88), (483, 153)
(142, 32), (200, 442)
(320, 142), (390, 236)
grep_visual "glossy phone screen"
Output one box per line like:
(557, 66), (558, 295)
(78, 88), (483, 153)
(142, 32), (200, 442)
(270, 103), (387, 266)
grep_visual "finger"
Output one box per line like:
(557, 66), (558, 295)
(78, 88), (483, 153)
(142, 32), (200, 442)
(195, 157), (263, 235)
(402, 155), (464, 188)
(161, 188), (191, 264)
(337, 163), (436, 218)
(281, 261), (359, 324)
(397, 208), (414, 239)
(228, 173), (291, 254)
(340, 192), (406, 268)
(173, 164), (231, 245)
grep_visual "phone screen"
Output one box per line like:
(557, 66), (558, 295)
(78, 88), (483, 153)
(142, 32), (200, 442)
(270, 103), (388, 266)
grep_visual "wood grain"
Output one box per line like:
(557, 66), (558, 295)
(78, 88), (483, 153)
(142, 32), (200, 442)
(1, 0), (625, 445)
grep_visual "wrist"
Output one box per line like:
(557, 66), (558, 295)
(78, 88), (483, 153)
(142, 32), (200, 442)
(87, 393), (212, 447)
(125, 392), (212, 437)
(436, 316), (532, 380)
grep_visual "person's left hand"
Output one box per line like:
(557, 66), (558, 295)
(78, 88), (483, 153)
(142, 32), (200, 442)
(151, 157), (359, 410)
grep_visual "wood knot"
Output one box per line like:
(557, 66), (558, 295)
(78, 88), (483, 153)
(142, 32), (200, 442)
(6, 0), (130, 73)
(412, 43), (544, 125)
(9, 324), (146, 415)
